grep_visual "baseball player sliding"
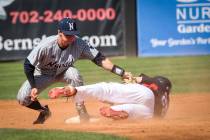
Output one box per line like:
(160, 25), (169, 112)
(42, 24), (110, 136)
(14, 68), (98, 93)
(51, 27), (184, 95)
(49, 74), (172, 121)
(17, 17), (132, 124)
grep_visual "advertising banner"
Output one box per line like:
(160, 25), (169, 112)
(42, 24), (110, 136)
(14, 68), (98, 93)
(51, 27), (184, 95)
(0, 0), (125, 60)
(137, 0), (210, 56)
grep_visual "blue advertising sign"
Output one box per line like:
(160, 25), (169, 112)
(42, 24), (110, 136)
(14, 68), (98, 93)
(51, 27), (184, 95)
(137, 0), (210, 56)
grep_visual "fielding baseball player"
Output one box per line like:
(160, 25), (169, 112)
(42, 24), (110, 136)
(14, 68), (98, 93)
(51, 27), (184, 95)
(49, 74), (172, 121)
(17, 17), (132, 124)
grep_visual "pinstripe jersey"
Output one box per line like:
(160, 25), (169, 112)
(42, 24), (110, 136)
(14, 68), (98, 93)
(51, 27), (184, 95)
(27, 35), (99, 76)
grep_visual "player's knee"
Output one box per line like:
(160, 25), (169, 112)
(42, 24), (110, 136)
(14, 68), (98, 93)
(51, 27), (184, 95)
(17, 81), (33, 106)
(73, 74), (83, 86)
(64, 68), (83, 86)
(17, 95), (32, 106)
(17, 89), (32, 106)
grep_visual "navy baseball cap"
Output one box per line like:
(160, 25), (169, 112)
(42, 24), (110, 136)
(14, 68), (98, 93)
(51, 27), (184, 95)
(58, 18), (80, 35)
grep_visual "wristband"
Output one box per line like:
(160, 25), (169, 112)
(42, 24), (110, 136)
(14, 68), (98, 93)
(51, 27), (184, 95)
(111, 65), (125, 77)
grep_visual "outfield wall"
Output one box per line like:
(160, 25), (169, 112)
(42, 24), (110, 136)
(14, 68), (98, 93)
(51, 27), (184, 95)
(1, 0), (209, 60)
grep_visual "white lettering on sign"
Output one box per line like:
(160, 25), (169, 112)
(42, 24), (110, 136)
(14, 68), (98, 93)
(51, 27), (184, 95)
(0, 34), (117, 51)
(82, 35), (117, 47)
(0, 35), (47, 51)
(176, 0), (210, 34)
(177, 24), (210, 33)
(150, 39), (167, 48)
(150, 37), (210, 48)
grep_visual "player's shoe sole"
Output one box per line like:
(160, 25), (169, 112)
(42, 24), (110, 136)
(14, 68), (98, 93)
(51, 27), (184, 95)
(100, 106), (129, 120)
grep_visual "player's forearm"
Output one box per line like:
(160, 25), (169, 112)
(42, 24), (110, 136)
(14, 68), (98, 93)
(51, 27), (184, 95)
(92, 52), (124, 76)
(101, 58), (126, 77)
(101, 58), (114, 71)
(24, 58), (36, 88)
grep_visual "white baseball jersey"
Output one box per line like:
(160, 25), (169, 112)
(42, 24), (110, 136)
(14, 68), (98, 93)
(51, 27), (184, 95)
(74, 82), (155, 119)
(27, 35), (99, 76)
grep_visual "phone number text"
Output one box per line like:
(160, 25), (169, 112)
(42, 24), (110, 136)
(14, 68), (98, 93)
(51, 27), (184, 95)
(10, 8), (116, 24)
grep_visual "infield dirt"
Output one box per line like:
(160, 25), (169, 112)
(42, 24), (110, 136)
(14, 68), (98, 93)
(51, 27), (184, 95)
(0, 93), (210, 140)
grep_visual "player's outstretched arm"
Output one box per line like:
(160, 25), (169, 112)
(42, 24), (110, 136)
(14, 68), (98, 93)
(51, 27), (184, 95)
(90, 50), (132, 80)
(100, 57), (133, 80)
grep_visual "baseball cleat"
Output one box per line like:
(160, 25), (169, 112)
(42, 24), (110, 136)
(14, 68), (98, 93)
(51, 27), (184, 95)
(75, 103), (90, 122)
(33, 105), (51, 124)
(100, 106), (129, 120)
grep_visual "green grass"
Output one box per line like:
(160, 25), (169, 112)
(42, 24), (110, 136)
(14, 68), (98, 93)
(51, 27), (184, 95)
(0, 56), (209, 140)
(0, 55), (210, 99)
(0, 128), (127, 140)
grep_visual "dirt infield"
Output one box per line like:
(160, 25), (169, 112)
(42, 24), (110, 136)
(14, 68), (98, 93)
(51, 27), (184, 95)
(0, 93), (210, 140)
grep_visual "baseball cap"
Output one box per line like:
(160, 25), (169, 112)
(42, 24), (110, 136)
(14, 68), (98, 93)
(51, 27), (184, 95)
(58, 18), (80, 35)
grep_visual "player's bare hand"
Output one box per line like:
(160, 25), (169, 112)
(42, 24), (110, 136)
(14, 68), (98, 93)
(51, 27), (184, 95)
(134, 76), (143, 83)
(30, 88), (38, 101)
(122, 72), (132, 79)
(122, 72), (134, 83)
